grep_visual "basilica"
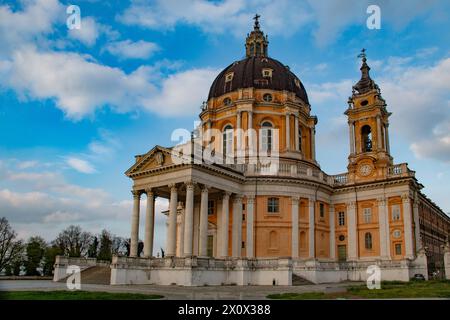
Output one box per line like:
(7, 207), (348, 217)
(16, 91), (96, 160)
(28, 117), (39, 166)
(105, 18), (450, 285)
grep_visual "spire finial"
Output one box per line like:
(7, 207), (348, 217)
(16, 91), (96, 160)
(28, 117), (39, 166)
(253, 13), (260, 30)
(358, 48), (367, 62)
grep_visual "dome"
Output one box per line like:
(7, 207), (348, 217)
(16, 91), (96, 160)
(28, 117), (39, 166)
(207, 56), (309, 104)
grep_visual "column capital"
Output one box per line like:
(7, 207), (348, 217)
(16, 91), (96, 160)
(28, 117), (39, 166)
(347, 201), (356, 209)
(401, 193), (411, 203)
(221, 191), (232, 200)
(145, 188), (154, 196)
(246, 194), (255, 203)
(168, 183), (178, 192)
(131, 190), (141, 199)
(201, 184), (210, 193)
(308, 198), (315, 206)
(233, 194), (244, 203)
(291, 196), (300, 205)
(377, 196), (387, 206)
(184, 181), (196, 190)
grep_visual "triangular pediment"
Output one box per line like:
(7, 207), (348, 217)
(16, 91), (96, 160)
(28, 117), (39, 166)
(125, 145), (176, 176)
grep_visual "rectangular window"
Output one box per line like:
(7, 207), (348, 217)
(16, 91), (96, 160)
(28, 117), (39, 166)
(392, 205), (401, 221)
(267, 197), (279, 213)
(338, 211), (345, 226)
(242, 213), (246, 221)
(242, 241), (245, 249)
(395, 243), (402, 255)
(363, 208), (372, 223)
(208, 200), (215, 215)
(319, 203), (325, 218)
(242, 203), (246, 211)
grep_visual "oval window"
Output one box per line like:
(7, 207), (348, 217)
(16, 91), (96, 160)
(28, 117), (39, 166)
(223, 97), (232, 106)
(393, 230), (401, 239)
(263, 93), (273, 102)
(339, 235), (345, 241)
(360, 100), (369, 106)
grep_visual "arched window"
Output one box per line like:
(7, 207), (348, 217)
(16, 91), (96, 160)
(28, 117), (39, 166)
(260, 121), (273, 152)
(223, 125), (233, 157)
(361, 125), (372, 152)
(298, 126), (302, 151)
(365, 232), (373, 250)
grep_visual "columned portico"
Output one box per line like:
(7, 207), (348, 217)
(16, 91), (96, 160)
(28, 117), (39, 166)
(130, 190), (141, 257)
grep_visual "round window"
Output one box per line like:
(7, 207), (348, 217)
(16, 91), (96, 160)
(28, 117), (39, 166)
(223, 97), (232, 106)
(263, 93), (273, 102)
(360, 100), (369, 106)
(393, 230), (401, 239)
(339, 235), (345, 241)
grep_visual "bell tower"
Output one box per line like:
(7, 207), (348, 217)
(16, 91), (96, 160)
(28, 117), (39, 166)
(245, 14), (269, 57)
(346, 49), (393, 182)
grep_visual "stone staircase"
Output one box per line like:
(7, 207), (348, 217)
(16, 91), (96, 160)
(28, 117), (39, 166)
(292, 274), (314, 285)
(58, 266), (111, 285)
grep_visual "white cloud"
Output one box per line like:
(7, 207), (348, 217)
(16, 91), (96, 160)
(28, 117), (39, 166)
(43, 210), (81, 223)
(68, 16), (100, 46)
(105, 39), (160, 60)
(117, 0), (312, 37)
(117, 0), (446, 45)
(65, 157), (96, 174)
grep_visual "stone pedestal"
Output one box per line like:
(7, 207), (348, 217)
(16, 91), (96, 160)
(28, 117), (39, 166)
(444, 244), (450, 280)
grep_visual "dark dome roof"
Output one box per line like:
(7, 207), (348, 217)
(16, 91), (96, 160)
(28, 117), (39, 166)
(208, 56), (309, 104)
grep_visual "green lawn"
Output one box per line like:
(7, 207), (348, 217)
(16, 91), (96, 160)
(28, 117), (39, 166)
(0, 290), (164, 300)
(267, 280), (450, 300)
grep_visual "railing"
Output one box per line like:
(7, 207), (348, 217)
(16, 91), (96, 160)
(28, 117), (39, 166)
(331, 173), (348, 185)
(387, 163), (415, 178)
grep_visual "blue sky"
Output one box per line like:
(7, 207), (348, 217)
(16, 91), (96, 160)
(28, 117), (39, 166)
(0, 0), (449, 253)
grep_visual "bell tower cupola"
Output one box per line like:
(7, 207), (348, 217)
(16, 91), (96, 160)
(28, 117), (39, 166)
(245, 14), (269, 57)
(345, 49), (393, 181)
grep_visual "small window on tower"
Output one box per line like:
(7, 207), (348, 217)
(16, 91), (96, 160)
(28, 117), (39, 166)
(223, 97), (232, 106)
(263, 93), (273, 102)
(360, 100), (369, 106)
(225, 72), (234, 82)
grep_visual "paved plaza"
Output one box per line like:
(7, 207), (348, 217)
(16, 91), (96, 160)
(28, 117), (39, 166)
(0, 280), (354, 300)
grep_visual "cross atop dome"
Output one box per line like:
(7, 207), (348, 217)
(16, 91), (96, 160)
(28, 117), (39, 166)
(245, 14), (268, 57)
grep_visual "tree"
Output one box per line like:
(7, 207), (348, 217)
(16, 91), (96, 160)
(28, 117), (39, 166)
(0, 217), (24, 274)
(112, 236), (127, 256)
(42, 244), (63, 276)
(53, 225), (93, 257)
(97, 230), (113, 261)
(25, 236), (47, 276)
(87, 236), (99, 258)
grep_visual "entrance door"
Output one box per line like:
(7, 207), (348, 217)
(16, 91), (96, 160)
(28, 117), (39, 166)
(338, 245), (347, 261)
(207, 235), (214, 257)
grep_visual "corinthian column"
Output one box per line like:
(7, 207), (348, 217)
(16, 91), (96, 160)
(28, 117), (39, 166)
(144, 189), (155, 258)
(308, 199), (315, 258)
(246, 195), (255, 258)
(291, 197), (299, 258)
(377, 197), (390, 259)
(198, 185), (209, 257)
(232, 195), (243, 257)
(285, 113), (290, 151)
(130, 190), (141, 257)
(329, 205), (336, 260)
(166, 184), (178, 257)
(402, 194), (414, 259)
(183, 181), (195, 256)
(294, 114), (299, 152)
(221, 192), (231, 257)
(347, 201), (357, 261)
